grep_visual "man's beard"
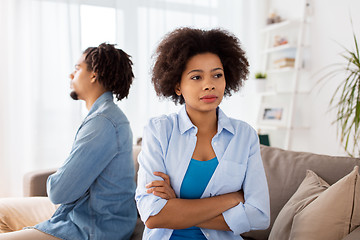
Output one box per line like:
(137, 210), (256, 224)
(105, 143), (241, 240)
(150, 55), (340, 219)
(70, 91), (79, 100)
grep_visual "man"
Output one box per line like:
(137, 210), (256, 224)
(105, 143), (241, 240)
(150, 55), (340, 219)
(0, 43), (137, 240)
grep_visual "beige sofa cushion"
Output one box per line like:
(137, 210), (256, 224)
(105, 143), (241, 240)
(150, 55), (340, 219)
(0, 197), (57, 233)
(268, 169), (329, 240)
(269, 166), (360, 240)
(242, 146), (360, 240)
(289, 166), (360, 239)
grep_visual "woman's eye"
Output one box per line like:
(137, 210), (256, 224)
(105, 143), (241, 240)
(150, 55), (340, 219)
(214, 73), (223, 78)
(191, 75), (201, 80)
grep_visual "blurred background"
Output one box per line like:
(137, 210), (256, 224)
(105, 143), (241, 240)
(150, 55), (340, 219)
(0, 0), (359, 197)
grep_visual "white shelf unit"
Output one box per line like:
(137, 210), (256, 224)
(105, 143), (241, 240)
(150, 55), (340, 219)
(257, 1), (310, 150)
(264, 44), (297, 54)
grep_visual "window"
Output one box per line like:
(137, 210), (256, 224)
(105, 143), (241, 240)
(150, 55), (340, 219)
(80, 5), (116, 49)
(78, 0), (247, 140)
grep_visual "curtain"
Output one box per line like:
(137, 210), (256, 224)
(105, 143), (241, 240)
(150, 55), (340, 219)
(0, 0), (82, 197)
(0, 0), (261, 197)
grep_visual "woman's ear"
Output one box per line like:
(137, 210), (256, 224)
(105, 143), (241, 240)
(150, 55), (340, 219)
(175, 84), (181, 96)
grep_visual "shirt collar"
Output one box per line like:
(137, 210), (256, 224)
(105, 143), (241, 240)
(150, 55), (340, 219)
(87, 91), (113, 116)
(178, 105), (235, 135)
(217, 107), (235, 135)
(178, 106), (196, 134)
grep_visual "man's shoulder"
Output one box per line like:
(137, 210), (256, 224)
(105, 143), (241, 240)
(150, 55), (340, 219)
(79, 105), (131, 147)
(89, 101), (129, 127)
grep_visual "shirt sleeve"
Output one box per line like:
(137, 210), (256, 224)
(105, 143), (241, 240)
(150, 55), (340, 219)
(47, 116), (119, 204)
(135, 118), (169, 223)
(222, 130), (270, 235)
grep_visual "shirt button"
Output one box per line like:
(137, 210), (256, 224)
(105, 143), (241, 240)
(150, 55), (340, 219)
(205, 232), (210, 237)
(213, 142), (217, 146)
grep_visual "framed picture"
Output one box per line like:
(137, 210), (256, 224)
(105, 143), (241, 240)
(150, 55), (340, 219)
(258, 104), (288, 126)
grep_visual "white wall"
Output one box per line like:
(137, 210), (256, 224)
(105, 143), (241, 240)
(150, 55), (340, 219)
(267, 0), (360, 156)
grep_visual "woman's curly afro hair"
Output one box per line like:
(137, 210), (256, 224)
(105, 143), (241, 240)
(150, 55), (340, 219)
(83, 43), (134, 101)
(152, 27), (249, 104)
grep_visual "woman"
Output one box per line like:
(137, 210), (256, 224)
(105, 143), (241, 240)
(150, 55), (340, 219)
(136, 28), (270, 240)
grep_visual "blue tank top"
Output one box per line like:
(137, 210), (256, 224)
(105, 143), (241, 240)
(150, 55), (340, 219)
(170, 157), (218, 240)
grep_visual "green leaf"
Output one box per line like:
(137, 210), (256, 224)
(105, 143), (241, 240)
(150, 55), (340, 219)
(324, 18), (360, 156)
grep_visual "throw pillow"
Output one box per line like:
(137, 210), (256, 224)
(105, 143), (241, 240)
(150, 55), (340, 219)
(289, 166), (360, 240)
(268, 169), (330, 240)
(0, 197), (57, 233)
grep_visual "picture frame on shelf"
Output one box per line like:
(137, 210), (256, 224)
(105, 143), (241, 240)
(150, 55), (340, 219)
(258, 103), (288, 127)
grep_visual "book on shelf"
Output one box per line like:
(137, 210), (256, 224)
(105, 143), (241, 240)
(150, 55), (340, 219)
(273, 58), (295, 68)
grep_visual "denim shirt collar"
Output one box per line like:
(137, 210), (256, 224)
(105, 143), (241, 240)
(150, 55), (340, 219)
(87, 91), (113, 116)
(178, 105), (235, 135)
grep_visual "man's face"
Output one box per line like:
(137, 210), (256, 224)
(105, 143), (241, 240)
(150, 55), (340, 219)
(69, 54), (94, 100)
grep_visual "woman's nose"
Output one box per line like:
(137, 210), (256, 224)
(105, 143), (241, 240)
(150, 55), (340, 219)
(203, 78), (215, 91)
(204, 86), (215, 91)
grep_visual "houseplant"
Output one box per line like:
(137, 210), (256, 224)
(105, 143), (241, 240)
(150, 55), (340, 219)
(254, 72), (267, 93)
(321, 21), (360, 157)
(255, 72), (267, 79)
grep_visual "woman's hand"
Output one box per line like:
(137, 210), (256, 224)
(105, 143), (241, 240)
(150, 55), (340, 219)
(146, 172), (176, 200)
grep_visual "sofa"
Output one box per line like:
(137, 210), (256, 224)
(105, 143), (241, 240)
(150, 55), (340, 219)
(1, 145), (360, 239)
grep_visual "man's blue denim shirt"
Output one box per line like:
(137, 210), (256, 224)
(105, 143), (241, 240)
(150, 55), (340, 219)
(35, 92), (137, 240)
(136, 106), (270, 240)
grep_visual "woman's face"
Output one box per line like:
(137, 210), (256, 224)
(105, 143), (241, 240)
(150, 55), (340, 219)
(176, 52), (226, 115)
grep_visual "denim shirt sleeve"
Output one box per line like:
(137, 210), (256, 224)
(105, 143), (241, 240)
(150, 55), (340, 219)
(222, 130), (270, 235)
(135, 118), (169, 223)
(47, 115), (118, 204)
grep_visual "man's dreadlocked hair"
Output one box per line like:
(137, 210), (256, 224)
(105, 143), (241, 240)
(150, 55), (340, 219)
(83, 43), (134, 101)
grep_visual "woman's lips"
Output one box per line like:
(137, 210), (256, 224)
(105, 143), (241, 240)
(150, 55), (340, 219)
(200, 95), (218, 103)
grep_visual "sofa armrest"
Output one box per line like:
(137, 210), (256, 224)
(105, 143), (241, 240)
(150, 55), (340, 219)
(0, 197), (57, 233)
(342, 227), (360, 240)
(23, 169), (57, 197)
(22, 144), (141, 197)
